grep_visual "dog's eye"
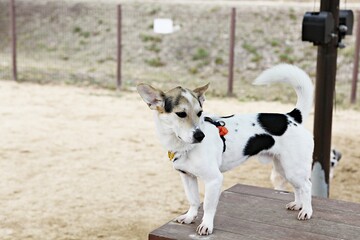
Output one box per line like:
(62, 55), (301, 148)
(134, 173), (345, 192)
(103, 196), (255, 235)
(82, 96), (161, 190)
(197, 111), (203, 117)
(176, 112), (187, 118)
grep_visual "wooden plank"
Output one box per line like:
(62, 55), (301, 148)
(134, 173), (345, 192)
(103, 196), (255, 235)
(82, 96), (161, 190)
(227, 184), (360, 214)
(149, 210), (341, 240)
(149, 184), (360, 240)
(149, 223), (270, 240)
(217, 191), (360, 239)
(212, 214), (340, 240)
(221, 191), (360, 226)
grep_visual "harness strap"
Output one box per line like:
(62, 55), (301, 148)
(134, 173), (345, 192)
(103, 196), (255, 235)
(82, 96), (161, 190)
(204, 117), (228, 152)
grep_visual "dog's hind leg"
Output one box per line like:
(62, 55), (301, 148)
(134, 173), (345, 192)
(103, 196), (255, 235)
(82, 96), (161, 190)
(296, 178), (312, 220)
(278, 153), (313, 220)
(271, 160), (288, 191)
(174, 173), (200, 224)
(286, 175), (312, 220)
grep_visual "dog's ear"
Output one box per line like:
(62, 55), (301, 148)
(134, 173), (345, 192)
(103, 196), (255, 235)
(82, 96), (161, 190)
(336, 150), (342, 161)
(137, 83), (165, 111)
(193, 83), (209, 106)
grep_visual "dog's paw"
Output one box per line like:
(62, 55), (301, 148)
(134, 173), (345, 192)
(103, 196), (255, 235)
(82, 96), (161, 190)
(297, 207), (312, 220)
(286, 201), (302, 211)
(174, 213), (196, 224)
(196, 221), (213, 235)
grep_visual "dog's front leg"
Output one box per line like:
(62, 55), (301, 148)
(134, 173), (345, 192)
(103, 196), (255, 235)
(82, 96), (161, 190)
(174, 172), (200, 224)
(197, 173), (223, 235)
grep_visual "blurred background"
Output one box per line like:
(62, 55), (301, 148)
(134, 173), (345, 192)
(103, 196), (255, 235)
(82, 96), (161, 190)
(0, 0), (359, 239)
(0, 0), (358, 104)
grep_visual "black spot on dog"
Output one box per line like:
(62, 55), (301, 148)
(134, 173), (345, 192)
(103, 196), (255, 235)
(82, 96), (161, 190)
(198, 99), (202, 108)
(243, 134), (275, 156)
(257, 113), (288, 136)
(189, 91), (203, 107)
(221, 114), (235, 119)
(164, 96), (173, 113)
(177, 169), (187, 174)
(174, 95), (181, 107)
(287, 108), (302, 124)
(252, 123), (255, 127)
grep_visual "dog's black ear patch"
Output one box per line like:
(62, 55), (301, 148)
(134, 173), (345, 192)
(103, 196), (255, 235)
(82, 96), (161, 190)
(287, 108), (302, 124)
(257, 113), (288, 136)
(164, 93), (183, 113)
(164, 96), (173, 113)
(244, 134), (275, 156)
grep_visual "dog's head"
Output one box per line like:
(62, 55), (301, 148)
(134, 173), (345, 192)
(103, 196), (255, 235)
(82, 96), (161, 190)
(331, 149), (342, 168)
(137, 83), (209, 144)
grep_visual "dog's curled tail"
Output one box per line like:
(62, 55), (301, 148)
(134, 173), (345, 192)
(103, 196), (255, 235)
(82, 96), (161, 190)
(253, 64), (313, 124)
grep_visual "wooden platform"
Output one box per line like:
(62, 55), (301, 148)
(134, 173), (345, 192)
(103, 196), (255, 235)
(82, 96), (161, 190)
(149, 184), (360, 240)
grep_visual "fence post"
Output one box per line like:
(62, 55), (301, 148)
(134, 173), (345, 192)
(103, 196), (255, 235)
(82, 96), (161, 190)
(227, 7), (236, 96)
(9, 0), (17, 81)
(311, 0), (339, 198)
(117, 4), (122, 90)
(350, 11), (360, 104)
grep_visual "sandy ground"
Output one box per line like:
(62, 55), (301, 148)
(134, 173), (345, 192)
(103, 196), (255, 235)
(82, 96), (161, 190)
(1, 80), (359, 240)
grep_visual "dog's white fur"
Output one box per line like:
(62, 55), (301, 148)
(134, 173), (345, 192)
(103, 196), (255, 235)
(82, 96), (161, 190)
(271, 148), (342, 190)
(137, 64), (314, 235)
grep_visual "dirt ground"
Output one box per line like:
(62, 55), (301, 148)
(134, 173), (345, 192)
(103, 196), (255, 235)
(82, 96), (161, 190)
(1, 80), (359, 240)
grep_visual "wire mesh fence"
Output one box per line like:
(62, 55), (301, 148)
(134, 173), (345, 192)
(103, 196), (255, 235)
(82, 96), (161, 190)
(0, 1), (117, 87)
(0, 1), (357, 102)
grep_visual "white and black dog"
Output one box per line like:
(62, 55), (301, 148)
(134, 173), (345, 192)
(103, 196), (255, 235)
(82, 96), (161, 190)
(330, 149), (342, 179)
(137, 64), (314, 235)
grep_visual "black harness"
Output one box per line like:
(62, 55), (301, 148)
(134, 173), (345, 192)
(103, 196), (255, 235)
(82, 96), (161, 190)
(204, 117), (227, 152)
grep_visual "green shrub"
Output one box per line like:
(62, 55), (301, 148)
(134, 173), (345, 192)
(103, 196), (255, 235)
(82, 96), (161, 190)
(270, 39), (280, 47)
(140, 34), (162, 43)
(145, 43), (161, 53)
(145, 57), (165, 67)
(279, 53), (295, 63)
(73, 26), (82, 33)
(242, 43), (257, 55)
(192, 48), (209, 60)
(188, 67), (198, 74)
(215, 57), (224, 65)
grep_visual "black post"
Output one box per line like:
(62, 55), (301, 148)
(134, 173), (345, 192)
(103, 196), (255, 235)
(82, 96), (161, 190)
(227, 8), (236, 96)
(350, 11), (360, 104)
(116, 4), (122, 90)
(9, 0), (17, 81)
(311, 0), (339, 197)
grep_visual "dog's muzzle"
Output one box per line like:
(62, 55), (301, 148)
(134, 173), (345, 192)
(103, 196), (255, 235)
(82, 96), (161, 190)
(193, 130), (205, 143)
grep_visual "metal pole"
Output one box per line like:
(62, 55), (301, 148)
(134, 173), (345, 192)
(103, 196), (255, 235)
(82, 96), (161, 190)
(116, 4), (122, 90)
(227, 7), (236, 96)
(311, 0), (339, 198)
(350, 11), (360, 104)
(9, 0), (17, 81)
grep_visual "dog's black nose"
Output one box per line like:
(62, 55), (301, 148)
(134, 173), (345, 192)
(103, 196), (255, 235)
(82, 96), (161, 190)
(193, 130), (205, 143)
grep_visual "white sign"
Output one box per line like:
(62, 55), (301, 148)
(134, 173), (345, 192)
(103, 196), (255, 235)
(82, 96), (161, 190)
(153, 18), (175, 34)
